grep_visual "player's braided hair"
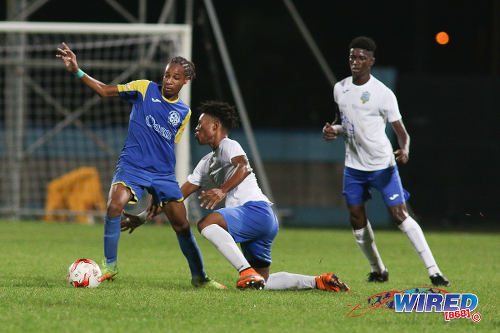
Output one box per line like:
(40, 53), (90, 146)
(169, 56), (196, 79)
(349, 36), (376, 54)
(197, 101), (240, 131)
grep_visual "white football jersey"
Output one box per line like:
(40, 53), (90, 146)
(187, 137), (271, 208)
(333, 75), (402, 171)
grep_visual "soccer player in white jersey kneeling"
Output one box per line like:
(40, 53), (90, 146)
(322, 36), (449, 286)
(123, 101), (350, 292)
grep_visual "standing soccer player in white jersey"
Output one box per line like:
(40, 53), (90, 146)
(56, 43), (224, 289)
(123, 101), (350, 292)
(322, 36), (450, 286)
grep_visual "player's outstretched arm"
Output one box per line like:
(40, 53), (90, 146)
(56, 42), (119, 98)
(180, 181), (201, 200)
(391, 119), (410, 164)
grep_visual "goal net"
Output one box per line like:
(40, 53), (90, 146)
(0, 22), (192, 222)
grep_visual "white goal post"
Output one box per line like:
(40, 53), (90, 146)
(0, 21), (192, 221)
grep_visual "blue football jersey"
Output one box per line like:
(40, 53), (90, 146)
(116, 80), (191, 174)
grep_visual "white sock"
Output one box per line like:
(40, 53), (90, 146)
(398, 216), (441, 276)
(200, 224), (250, 272)
(353, 221), (386, 273)
(264, 272), (316, 290)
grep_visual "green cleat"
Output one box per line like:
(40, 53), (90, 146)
(100, 260), (119, 282)
(191, 276), (227, 289)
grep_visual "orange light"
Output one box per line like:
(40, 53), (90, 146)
(435, 31), (449, 45)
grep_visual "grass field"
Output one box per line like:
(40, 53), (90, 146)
(0, 220), (499, 332)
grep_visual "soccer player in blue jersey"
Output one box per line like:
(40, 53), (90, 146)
(56, 42), (224, 289)
(123, 101), (350, 292)
(322, 36), (449, 286)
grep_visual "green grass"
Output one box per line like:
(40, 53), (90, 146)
(0, 220), (499, 332)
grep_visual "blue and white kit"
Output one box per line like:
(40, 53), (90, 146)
(334, 75), (410, 207)
(188, 138), (278, 265)
(113, 80), (190, 204)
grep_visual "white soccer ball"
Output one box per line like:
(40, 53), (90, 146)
(67, 259), (102, 288)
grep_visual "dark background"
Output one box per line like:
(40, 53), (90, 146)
(2, 1), (499, 226)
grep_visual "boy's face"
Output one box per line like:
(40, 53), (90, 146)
(349, 48), (375, 78)
(162, 62), (190, 99)
(194, 113), (217, 145)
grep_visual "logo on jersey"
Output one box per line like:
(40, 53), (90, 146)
(145, 115), (172, 140)
(168, 111), (181, 127)
(389, 194), (399, 200)
(360, 91), (370, 104)
(151, 98), (162, 103)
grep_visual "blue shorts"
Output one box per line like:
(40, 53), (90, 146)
(112, 165), (183, 206)
(343, 166), (410, 207)
(216, 201), (279, 266)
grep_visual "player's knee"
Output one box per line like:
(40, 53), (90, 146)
(350, 219), (365, 229)
(349, 214), (366, 229)
(197, 215), (221, 233)
(106, 201), (124, 217)
(170, 218), (190, 234)
(197, 217), (209, 233)
(392, 214), (407, 225)
(389, 204), (408, 224)
(197, 213), (226, 233)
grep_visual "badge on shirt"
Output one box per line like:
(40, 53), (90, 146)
(360, 91), (370, 104)
(169, 111), (181, 127)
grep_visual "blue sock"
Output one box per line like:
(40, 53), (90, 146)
(176, 229), (207, 278)
(104, 215), (121, 265)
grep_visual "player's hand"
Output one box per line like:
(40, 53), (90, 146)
(322, 122), (339, 141)
(198, 189), (226, 210)
(146, 200), (161, 219)
(120, 212), (145, 234)
(394, 149), (409, 164)
(56, 42), (79, 74)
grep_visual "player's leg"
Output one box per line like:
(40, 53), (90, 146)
(348, 204), (388, 281)
(163, 200), (221, 287)
(198, 212), (266, 289)
(102, 166), (149, 281)
(376, 166), (449, 286)
(263, 271), (350, 292)
(235, 203), (278, 290)
(102, 182), (134, 281)
(343, 167), (387, 281)
(243, 237), (350, 291)
(237, 240), (273, 290)
(389, 203), (449, 286)
(198, 201), (276, 289)
(198, 212), (253, 273)
(154, 176), (225, 289)
(247, 240), (350, 292)
(264, 271), (315, 290)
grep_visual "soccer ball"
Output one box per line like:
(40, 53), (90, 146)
(67, 259), (102, 288)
